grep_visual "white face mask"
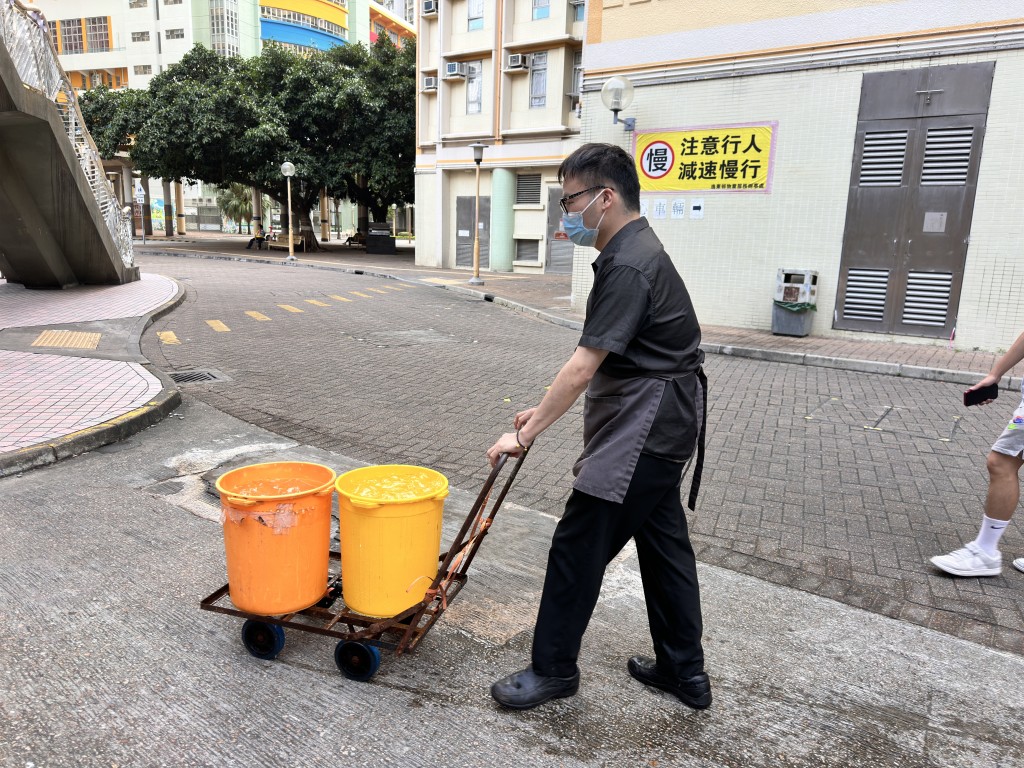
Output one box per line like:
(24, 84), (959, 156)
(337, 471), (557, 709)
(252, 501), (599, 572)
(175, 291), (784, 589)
(560, 191), (606, 247)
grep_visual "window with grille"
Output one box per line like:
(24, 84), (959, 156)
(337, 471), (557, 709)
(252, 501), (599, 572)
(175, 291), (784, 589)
(467, 61), (483, 115)
(134, 64), (153, 75)
(530, 52), (547, 108)
(921, 127), (973, 186)
(85, 18), (109, 52)
(46, 20), (57, 49)
(573, 0), (585, 21)
(571, 49), (582, 98)
(165, 0), (183, 5)
(129, 0), (148, 8)
(131, 31), (151, 43)
(515, 174), (542, 204)
(858, 131), (907, 187)
(260, 6), (347, 39)
(532, 0), (550, 20)
(165, 28), (185, 40)
(468, 0), (483, 30)
(211, 0), (239, 55)
(60, 20), (84, 53)
(516, 240), (540, 262)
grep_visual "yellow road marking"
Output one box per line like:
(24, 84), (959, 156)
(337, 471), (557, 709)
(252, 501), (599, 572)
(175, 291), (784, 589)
(350, 292), (372, 299)
(305, 299), (330, 307)
(382, 285), (404, 291)
(278, 304), (304, 313)
(206, 320), (231, 332)
(31, 330), (101, 349)
(245, 311), (271, 321)
(367, 288), (388, 294)
(157, 331), (181, 345)
(329, 295), (353, 302)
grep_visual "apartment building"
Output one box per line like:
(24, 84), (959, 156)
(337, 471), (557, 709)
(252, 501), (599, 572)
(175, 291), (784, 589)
(576, 0), (1024, 352)
(27, 0), (261, 89)
(414, 0), (585, 275)
(259, 0), (350, 52)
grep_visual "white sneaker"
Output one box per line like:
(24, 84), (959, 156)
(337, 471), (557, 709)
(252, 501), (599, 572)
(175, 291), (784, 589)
(930, 541), (1002, 577)
(1013, 557), (1024, 574)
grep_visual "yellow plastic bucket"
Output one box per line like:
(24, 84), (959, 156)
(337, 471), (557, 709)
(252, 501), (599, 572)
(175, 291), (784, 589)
(216, 461), (337, 616)
(335, 464), (449, 618)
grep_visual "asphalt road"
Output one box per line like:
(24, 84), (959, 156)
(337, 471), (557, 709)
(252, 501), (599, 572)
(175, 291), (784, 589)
(137, 253), (1024, 656)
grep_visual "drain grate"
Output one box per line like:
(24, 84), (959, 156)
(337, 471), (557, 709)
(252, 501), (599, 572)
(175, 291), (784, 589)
(168, 369), (231, 384)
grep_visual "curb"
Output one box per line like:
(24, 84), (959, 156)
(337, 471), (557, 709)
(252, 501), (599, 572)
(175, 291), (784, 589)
(0, 279), (187, 479)
(142, 249), (1000, 389)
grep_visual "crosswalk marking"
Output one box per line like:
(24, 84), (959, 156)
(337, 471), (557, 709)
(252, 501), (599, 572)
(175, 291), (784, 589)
(157, 331), (180, 345)
(367, 288), (388, 294)
(305, 299), (330, 307)
(245, 311), (271, 321)
(277, 304), (303, 313)
(329, 295), (353, 302)
(350, 292), (372, 299)
(206, 320), (231, 332)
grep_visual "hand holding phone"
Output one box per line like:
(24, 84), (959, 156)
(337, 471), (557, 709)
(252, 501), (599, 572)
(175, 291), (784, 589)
(964, 382), (999, 407)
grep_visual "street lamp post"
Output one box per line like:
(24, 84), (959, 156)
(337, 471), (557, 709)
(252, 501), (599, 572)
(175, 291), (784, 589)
(280, 161), (297, 261)
(468, 143), (487, 286)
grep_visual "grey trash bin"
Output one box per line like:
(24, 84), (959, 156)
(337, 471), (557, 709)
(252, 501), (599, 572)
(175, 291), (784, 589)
(772, 269), (818, 337)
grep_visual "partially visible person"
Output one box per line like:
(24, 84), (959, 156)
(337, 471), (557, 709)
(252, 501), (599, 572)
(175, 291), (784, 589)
(931, 329), (1024, 577)
(245, 225), (266, 250)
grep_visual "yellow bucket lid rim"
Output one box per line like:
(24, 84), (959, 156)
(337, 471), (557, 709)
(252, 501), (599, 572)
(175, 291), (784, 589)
(335, 464), (449, 504)
(215, 461), (337, 501)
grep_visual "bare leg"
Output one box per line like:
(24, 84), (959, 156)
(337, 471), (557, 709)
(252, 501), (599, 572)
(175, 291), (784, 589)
(985, 450), (1024, 521)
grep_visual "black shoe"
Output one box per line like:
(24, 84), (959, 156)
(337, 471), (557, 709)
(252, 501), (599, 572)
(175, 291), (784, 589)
(627, 656), (711, 709)
(491, 666), (580, 710)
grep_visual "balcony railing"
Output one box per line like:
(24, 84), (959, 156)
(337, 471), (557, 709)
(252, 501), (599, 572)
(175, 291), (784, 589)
(0, 0), (134, 268)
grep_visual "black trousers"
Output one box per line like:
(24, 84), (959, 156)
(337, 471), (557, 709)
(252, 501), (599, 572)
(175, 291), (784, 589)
(531, 453), (705, 679)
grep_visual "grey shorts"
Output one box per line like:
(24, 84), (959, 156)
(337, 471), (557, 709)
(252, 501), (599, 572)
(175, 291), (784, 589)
(992, 388), (1024, 457)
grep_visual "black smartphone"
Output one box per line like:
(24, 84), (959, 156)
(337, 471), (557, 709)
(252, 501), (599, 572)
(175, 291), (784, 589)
(964, 383), (999, 407)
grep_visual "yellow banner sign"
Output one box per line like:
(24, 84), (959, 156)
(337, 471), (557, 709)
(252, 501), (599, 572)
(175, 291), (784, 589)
(635, 124), (776, 192)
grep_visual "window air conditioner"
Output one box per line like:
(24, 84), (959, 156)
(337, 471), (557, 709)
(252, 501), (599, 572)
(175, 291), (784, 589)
(444, 61), (467, 79)
(422, 75), (438, 90)
(422, 0), (437, 14)
(507, 53), (529, 70)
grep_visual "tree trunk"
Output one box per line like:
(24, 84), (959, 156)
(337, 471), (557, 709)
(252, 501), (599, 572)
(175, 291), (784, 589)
(298, 208), (320, 252)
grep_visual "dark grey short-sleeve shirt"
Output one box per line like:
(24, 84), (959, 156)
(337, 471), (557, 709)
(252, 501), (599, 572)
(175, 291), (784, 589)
(579, 217), (704, 460)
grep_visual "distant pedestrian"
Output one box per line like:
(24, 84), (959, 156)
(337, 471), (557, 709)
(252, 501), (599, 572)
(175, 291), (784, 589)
(931, 329), (1024, 577)
(486, 143), (710, 711)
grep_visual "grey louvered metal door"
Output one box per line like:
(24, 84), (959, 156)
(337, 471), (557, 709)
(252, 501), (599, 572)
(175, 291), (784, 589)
(546, 187), (574, 274)
(455, 196), (490, 270)
(834, 63), (993, 338)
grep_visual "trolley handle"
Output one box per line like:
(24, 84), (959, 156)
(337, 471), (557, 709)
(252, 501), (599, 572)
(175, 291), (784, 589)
(432, 451), (527, 586)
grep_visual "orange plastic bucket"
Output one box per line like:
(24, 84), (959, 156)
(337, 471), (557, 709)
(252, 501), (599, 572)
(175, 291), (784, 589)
(335, 465), (448, 618)
(216, 461), (337, 615)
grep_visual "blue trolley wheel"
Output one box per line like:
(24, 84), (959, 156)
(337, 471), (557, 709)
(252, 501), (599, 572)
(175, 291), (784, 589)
(241, 620), (286, 660)
(334, 641), (381, 681)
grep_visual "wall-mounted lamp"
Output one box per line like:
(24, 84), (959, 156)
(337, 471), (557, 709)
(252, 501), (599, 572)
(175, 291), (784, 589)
(601, 75), (636, 132)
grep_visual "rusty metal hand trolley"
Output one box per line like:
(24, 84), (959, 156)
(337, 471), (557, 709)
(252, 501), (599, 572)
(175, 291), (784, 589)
(201, 452), (526, 682)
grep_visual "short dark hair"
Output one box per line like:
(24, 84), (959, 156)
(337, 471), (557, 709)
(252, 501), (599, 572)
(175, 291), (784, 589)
(558, 143), (641, 213)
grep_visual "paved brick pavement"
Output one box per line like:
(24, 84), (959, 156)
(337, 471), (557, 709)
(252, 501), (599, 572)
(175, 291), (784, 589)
(138, 252), (1024, 658)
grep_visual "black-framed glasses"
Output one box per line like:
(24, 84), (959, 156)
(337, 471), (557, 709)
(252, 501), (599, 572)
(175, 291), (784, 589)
(559, 186), (606, 214)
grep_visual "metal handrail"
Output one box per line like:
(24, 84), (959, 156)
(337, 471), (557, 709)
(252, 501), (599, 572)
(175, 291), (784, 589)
(0, 0), (134, 268)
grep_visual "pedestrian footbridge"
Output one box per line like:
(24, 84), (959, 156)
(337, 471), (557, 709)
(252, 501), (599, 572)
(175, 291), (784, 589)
(0, 0), (137, 288)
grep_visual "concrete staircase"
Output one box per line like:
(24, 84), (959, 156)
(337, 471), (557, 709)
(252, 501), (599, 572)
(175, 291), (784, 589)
(0, 0), (138, 288)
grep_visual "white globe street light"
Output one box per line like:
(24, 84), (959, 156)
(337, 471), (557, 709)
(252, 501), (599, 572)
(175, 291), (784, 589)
(281, 162), (297, 261)
(600, 75), (636, 132)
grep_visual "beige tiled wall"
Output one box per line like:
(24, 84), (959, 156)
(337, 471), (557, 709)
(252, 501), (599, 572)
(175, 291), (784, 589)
(574, 51), (1024, 352)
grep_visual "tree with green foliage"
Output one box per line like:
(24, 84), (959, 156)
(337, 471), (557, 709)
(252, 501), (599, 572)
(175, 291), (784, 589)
(216, 183), (254, 233)
(79, 39), (415, 251)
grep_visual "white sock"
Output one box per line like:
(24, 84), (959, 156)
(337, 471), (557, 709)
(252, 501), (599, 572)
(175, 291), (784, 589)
(974, 515), (1010, 557)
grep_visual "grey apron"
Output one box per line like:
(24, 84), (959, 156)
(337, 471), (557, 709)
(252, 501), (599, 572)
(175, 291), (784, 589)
(573, 368), (708, 507)
(572, 368), (707, 508)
